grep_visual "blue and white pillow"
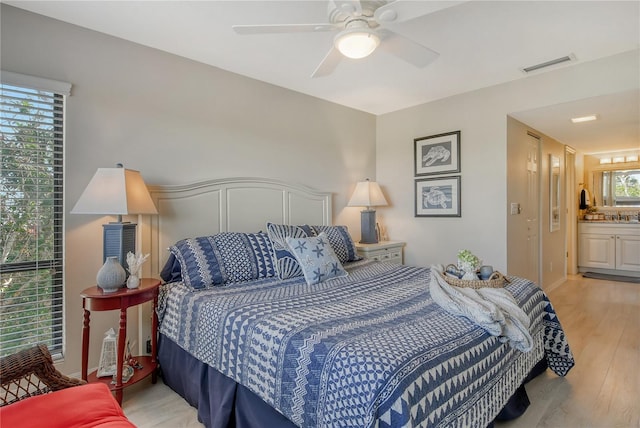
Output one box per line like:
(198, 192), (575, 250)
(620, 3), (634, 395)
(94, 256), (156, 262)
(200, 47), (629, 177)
(265, 223), (314, 279)
(285, 232), (348, 285)
(169, 232), (275, 289)
(310, 225), (361, 263)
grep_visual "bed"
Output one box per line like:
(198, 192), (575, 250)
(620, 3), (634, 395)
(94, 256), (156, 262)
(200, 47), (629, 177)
(140, 177), (574, 428)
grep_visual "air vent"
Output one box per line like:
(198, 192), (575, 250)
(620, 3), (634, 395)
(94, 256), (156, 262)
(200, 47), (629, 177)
(521, 54), (576, 73)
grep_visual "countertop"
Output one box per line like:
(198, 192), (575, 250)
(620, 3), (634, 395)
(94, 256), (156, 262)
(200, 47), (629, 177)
(579, 220), (639, 225)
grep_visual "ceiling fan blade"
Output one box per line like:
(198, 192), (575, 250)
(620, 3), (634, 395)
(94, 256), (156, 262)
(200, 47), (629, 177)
(311, 46), (343, 78)
(332, 0), (362, 16)
(233, 23), (337, 35)
(377, 30), (439, 68)
(374, 0), (466, 25)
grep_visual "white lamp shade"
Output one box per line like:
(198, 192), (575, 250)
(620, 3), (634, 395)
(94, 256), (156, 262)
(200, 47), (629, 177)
(71, 167), (157, 215)
(335, 30), (380, 59)
(347, 180), (388, 208)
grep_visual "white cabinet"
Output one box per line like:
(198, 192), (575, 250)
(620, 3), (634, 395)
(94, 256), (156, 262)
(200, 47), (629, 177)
(616, 234), (640, 271)
(578, 223), (640, 273)
(579, 233), (616, 269)
(355, 241), (405, 264)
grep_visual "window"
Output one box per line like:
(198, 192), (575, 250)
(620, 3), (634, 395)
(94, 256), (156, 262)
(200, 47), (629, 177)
(1, 72), (71, 358)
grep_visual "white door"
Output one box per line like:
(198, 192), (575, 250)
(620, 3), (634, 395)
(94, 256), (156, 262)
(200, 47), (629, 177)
(525, 134), (540, 284)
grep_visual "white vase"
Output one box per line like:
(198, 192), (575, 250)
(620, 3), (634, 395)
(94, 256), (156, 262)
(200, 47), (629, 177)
(458, 260), (477, 280)
(126, 273), (140, 289)
(96, 257), (126, 293)
(462, 270), (478, 280)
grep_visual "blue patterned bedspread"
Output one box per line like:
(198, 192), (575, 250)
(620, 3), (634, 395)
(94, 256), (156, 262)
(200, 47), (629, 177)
(158, 261), (574, 428)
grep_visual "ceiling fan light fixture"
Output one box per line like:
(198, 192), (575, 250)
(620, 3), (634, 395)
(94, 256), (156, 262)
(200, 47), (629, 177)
(335, 28), (380, 59)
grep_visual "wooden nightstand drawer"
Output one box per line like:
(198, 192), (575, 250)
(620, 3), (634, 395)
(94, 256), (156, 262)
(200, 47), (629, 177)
(355, 241), (405, 265)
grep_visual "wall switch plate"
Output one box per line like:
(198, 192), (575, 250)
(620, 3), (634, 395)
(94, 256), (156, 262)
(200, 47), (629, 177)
(510, 203), (520, 215)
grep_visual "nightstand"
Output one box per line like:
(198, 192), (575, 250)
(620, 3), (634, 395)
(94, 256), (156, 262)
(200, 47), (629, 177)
(355, 241), (405, 264)
(80, 278), (161, 405)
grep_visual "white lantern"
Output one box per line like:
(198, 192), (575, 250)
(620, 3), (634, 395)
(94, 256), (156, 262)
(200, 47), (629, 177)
(97, 328), (117, 377)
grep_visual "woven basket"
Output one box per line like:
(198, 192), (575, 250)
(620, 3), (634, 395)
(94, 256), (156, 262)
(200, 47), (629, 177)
(441, 264), (509, 289)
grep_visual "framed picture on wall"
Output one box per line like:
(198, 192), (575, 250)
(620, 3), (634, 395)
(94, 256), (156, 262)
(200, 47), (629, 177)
(414, 131), (461, 176)
(415, 176), (461, 217)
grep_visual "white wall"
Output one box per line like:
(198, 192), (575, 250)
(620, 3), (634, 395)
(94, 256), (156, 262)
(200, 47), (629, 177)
(1, 5), (376, 375)
(376, 49), (639, 277)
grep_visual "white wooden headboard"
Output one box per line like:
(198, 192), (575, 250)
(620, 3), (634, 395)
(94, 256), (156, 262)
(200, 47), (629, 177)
(139, 177), (332, 278)
(135, 177), (330, 355)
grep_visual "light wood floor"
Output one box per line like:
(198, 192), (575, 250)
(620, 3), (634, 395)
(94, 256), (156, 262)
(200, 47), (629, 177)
(122, 275), (640, 427)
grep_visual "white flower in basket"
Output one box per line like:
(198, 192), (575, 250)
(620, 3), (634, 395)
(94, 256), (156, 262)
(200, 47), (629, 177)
(126, 251), (149, 289)
(457, 249), (481, 280)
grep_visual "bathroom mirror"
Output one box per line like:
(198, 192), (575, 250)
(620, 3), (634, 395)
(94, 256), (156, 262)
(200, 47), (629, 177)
(550, 155), (560, 232)
(592, 168), (640, 207)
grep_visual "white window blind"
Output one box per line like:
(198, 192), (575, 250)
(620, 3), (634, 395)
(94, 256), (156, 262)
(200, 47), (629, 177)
(1, 72), (70, 358)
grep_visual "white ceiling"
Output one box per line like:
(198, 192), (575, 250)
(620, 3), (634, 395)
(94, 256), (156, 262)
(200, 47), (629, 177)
(7, 0), (640, 156)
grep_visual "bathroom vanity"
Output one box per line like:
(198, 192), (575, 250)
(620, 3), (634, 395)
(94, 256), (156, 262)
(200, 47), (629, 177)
(578, 221), (640, 275)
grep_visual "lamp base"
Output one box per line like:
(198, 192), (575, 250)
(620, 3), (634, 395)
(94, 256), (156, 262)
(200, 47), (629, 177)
(359, 210), (378, 244)
(103, 222), (136, 274)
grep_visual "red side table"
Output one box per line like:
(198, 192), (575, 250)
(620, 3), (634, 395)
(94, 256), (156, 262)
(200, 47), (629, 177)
(80, 278), (161, 405)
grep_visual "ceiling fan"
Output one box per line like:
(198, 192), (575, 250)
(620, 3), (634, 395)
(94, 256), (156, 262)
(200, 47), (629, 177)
(232, 0), (462, 78)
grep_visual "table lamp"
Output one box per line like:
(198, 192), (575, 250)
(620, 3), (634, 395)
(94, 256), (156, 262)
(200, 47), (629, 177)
(347, 179), (388, 244)
(71, 164), (157, 271)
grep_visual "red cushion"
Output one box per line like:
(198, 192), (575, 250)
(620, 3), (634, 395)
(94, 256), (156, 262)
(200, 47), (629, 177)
(0, 383), (135, 428)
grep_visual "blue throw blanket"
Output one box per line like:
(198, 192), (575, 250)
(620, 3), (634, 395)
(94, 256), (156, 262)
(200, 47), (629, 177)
(158, 260), (574, 428)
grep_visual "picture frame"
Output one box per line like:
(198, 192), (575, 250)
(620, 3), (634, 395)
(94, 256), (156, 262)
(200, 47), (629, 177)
(415, 176), (461, 217)
(414, 131), (461, 176)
